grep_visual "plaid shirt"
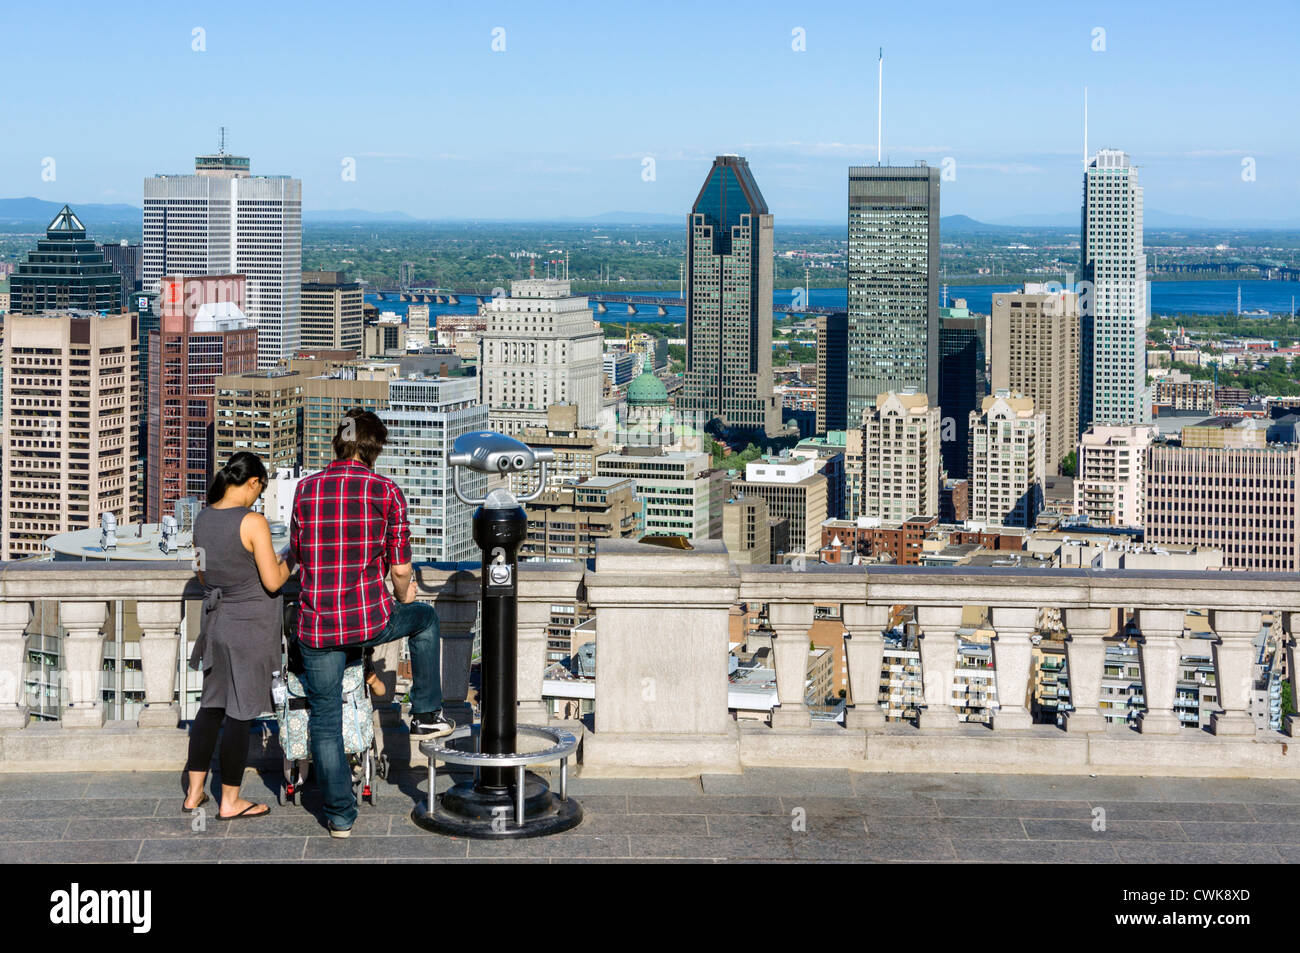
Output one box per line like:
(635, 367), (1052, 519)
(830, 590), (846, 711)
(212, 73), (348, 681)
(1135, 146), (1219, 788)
(290, 460), (412, 648)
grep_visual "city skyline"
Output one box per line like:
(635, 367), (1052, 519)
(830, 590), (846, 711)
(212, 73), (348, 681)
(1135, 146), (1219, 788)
(1, 1), (1297, 225)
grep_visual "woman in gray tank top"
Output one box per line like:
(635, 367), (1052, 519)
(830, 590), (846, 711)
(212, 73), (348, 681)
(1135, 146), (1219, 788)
(182, 452), (292, 819)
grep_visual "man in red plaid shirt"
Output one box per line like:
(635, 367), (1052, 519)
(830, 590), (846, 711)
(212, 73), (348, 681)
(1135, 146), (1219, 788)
(290, 408), (453, 838)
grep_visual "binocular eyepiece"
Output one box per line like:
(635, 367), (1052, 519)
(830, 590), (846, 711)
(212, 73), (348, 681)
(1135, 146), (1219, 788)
(449, 431), (555, 477)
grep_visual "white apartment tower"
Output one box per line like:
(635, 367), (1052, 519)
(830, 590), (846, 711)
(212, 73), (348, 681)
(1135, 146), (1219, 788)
(1080, 149), (1148, 428)
(377, 376), (488, 562)
(143, 149), (302, 369)
(847, 391), (941, 522)
(969, 393), (1046, 529)
(479, 279), (603, 436)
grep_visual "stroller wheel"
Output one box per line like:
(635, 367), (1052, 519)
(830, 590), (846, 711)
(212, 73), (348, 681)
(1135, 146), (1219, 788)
(377, 751), (390, 781)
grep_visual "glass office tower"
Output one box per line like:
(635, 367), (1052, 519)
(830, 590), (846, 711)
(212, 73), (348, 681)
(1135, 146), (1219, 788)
(678, 155), (781, 436)
(846, 164), (940, 425)
(9, 206), (123, 314)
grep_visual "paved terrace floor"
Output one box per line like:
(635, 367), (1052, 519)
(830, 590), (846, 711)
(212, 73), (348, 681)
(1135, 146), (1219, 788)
(3, 767), (1300, 863)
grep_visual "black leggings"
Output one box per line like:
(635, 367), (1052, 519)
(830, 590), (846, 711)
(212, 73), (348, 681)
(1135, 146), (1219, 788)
(185, 707), (253, 787)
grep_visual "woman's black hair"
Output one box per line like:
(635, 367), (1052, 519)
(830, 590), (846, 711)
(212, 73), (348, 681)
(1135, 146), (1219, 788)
(207, 451), (269, 505)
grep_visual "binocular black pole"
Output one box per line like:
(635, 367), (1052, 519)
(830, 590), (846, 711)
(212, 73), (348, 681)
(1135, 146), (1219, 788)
(411, 495), (581, 838)
(474, 502), (524, 794)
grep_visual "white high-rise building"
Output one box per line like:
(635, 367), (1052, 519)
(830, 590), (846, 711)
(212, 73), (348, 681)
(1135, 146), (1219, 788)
(143, 149), (302, 369)
(1074, 425), (1155, 528)
(969, 393), (1045, 529)
(479, 279), (603, 436)
(847, 391), (941, 522)
(1080, 149), (1148, 428)
(377, 376), (487, 562)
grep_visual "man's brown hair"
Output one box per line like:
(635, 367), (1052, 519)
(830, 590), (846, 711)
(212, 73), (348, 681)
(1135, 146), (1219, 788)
(334, 408), (388, 468)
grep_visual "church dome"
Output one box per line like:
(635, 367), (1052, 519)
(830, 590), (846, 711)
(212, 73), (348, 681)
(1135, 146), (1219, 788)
(627, 370), (669, 406)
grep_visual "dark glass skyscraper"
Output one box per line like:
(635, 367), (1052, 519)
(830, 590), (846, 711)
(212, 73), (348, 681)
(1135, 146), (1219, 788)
(815, 312), (848, 433)
(846, 164), (940, 424)
(679, 155), (780, 435)
(9, 206), (123, 314)
(937, 310), (986, 480)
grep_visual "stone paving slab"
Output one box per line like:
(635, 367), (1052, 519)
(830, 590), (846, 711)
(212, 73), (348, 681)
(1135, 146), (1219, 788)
(701, 768), (857, 796)
(1120, 843), (1286, 864)
(1, 797), (162, 820)
(953, 840), (1121, 863)
(2, 768), (1296, 862)
(934, 798), (1090, 819)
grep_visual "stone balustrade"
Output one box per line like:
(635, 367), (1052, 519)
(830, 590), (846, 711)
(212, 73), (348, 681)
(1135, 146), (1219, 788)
(577, 542), (1300, 779)
(3, 544), (1300, 781)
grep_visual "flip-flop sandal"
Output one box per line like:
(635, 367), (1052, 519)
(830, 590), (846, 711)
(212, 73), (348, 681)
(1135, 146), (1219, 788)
(217, 804), (271, 820)
(182, 793), (211, 814)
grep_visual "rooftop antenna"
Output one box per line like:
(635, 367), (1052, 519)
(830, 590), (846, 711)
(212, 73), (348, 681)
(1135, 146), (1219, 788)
(1082, 88), (1088, 169)
(219, 126), (227, 155)
(877, 48), (884, 165)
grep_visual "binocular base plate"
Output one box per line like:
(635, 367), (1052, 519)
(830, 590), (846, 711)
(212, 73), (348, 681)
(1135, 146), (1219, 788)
(411, 770), (583, 839)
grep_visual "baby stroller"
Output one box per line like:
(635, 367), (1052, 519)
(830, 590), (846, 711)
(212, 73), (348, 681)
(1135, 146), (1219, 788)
(276, 595), (387, 808)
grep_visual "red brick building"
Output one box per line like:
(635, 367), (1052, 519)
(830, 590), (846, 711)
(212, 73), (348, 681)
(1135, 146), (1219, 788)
(147, 274), (258, 521)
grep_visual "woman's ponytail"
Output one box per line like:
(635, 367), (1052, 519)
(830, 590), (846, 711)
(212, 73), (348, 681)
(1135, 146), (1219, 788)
(206, 452), (268, 505)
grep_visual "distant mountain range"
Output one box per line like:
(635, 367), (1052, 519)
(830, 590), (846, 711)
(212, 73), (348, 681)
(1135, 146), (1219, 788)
(0, 197), (141, 229)
(1, 197), (1296, 232)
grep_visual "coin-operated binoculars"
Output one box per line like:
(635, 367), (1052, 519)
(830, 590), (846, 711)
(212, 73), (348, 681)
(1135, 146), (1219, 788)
(411, 431), (583, 838)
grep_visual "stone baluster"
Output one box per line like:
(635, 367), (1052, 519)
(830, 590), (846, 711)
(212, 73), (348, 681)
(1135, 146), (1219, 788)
(1135, 608), (1184, 735)
(1062, 607), (1112, 733)
(843, 603), (889, 729)
(915, 605), (963, 730)
(136, 600), (183, 728)
(429, 572), (480, 730)
(59, 601), (109, 728)
(0, 601), (33, 728)
(1208, 609), (1263, 737)
(769, 602), (815, 729)
(1287, 613), (1300, 738)
(990, 606), (1037, 730)
(516, 564), (584, 725)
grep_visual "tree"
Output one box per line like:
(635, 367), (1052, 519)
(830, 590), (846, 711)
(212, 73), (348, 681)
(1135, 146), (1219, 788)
(1059, 450), (1078, 477)
(1282, 681), (1295, 725)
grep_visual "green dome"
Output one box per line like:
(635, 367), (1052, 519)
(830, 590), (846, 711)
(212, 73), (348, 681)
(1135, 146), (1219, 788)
(627, 370), (669, 406)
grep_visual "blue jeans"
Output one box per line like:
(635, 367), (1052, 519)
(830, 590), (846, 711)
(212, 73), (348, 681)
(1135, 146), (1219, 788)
(298, 600), (442, 829)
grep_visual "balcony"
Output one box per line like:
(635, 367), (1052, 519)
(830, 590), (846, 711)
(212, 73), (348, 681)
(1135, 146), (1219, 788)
(1, 542), (1298, 863)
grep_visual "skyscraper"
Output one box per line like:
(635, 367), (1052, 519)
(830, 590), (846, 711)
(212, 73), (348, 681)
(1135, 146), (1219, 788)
(300, 271), (363, 353)
(678, 155), (780, 435)
(937, 300), (986, 480)
(378, 376), (487, 562)
(9, 206), (123, 314)
(847, 391), (941, 522)
(814, 312), (848, 434)
(99, 240), (143, 298)
(146, 275), (258, 520)
(478, 278), (603, 436)
(1080, 149), (1148, 428)
(990, 286), (1080, 475)
(1, 310), (138, 558)
(969, 393), (1045, 529)
(143, 147), (302, 369)
(846, 163), (940, 423)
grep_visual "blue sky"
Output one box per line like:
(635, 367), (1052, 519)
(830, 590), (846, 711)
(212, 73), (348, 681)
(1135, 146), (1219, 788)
(2, 0), (1297, 224)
